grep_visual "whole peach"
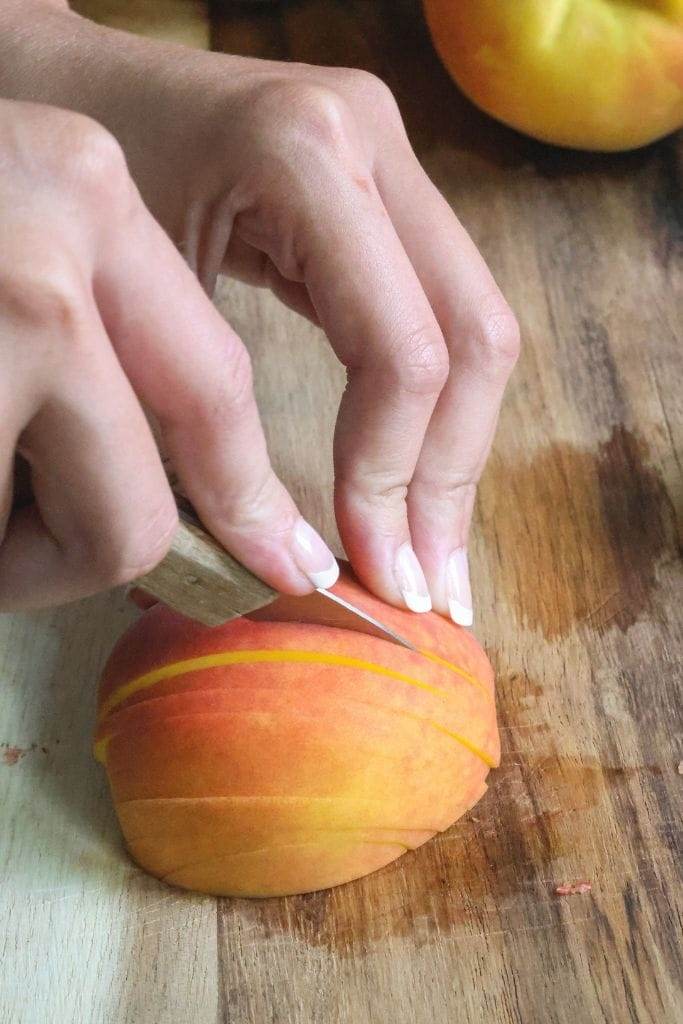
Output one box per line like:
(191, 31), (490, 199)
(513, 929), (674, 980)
(423, 0), (683, 150)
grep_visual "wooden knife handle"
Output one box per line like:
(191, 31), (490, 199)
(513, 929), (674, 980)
(134, 513), (277, 626)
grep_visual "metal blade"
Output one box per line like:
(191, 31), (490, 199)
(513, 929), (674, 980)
(248, 586), (417, 651)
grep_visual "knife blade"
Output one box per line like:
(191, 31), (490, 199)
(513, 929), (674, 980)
(134, 512), (416, 650)
(248, 585), (417, 651)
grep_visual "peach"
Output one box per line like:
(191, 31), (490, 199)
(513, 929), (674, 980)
(96, 567), (498, 897)
(423, 0), (683, 151)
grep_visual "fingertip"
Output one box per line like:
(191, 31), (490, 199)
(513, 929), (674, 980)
(290, 517), (339, 590)
(446, 547), (473, 627)
(342, 530), (434, 614)
(394, 541), (432, 613)
(310, 561), (340, 591)
(448, 598), (474, 628)
(404, 591), (432, 613)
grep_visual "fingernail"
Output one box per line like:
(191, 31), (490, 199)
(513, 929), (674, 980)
(446, 547), (473, 627)
(292, 518), (339, 589)
(394, 542), (432, 613)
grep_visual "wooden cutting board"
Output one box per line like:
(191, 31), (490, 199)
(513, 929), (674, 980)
(1, 3), (681, 1022)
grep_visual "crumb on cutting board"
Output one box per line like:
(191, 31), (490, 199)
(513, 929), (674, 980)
(555, 881), (592, 896)
(2, 745), (28, 766)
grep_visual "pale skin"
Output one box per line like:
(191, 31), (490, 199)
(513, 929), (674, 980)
(0, 1), (519, 624)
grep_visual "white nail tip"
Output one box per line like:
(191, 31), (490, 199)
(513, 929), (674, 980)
(394, 543), (432, 614)
(449, 598), (474, 627)
(308, 561), (340, 590)
(402, 591), (432, 614)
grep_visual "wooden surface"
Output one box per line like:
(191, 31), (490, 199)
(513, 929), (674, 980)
(2, 2), (682, 1022)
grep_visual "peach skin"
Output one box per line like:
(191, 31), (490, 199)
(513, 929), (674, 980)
(95, 566), (499, 897)
(423, 0), (683, 151)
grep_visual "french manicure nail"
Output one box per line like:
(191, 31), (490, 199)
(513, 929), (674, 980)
(292, 518), (339, 589)
(394, 542), (432, 613)
(447, 547), (473, 627)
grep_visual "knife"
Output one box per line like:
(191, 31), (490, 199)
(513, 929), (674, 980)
(134, 511), (416, 651)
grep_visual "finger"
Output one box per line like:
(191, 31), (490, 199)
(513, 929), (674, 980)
(289, 169), (450, 611)
(222, 234), (320, 325)
(94, 199), (338, 594)
(376, 149), (520, 623)
(0, 311), (178, 610)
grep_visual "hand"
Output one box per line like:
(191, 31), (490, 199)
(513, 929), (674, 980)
(1, 3), (520, 622)
(0, 98), (338, 610)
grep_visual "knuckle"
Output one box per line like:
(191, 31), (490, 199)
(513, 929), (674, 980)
(53, 115), (131, 206)
(351, 476), (408, 511)
(470, 298), (521, 376)
(335, 69), (401, 122)
(200, 339), (255, 425)
(335, 471), (408, 537)
(260, 81), (355, 157)
(390, 329), (450, 396)
(222, 339), (255, 412)
(0, 258), (84, 334)
(162, 337), (256, 435)
(208, 472), (294, 537)
(412, 474), (478, 506)
(88, 500), (179, 587)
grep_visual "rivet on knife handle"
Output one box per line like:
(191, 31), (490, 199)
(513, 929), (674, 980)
(134, 515), (277, 626)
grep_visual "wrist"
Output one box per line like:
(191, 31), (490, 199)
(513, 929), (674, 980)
(0, 3), (187, 224)
(0, 0), (72, 38)
(0, 2), (88, 100)
(0, 1), (275, 253)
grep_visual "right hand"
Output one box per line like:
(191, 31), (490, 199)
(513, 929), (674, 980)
(0, 98), (340, 611)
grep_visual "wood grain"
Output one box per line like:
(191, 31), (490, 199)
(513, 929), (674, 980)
(2, 2), (682, 1022)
